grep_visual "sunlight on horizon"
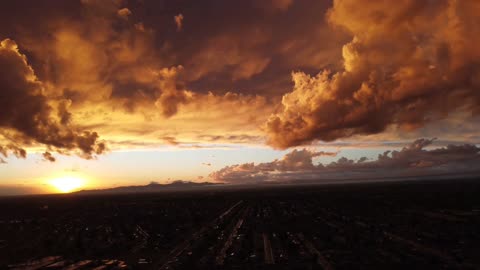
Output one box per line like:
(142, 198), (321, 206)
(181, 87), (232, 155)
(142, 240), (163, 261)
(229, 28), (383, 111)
(49, 176), (85, 193)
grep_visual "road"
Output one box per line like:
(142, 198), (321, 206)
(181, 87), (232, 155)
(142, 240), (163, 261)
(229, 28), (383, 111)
(157, 200), (244, 269)
(262, 233), (275, 264)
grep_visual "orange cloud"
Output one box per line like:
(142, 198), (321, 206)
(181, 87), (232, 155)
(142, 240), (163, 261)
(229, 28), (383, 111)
(185, 30), (271, 81)
(265, 0), (480, 148)
(0, 0), (478, 162)
(0, 39), (105, 159)
(117, 8), (132, 20)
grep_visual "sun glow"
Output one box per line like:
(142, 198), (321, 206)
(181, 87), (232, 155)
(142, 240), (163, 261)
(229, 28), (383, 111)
(49, 176), (85, 193)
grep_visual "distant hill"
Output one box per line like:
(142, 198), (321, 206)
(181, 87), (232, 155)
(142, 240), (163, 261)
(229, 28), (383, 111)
(75, 180), (222, 195)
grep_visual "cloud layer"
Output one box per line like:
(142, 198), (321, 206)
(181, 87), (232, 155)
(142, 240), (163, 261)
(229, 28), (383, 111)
(0, 0), (479, 163)
(210, 139), (480, 183)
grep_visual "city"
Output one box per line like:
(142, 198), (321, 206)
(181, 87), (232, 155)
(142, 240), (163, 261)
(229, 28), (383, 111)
(1, 179), (479, 269)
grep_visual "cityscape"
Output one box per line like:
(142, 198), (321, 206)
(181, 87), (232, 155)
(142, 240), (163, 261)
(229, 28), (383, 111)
(2, 179), (479, 269)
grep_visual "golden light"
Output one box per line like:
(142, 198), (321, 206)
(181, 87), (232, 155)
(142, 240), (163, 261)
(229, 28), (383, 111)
(49, 176), (85, 193)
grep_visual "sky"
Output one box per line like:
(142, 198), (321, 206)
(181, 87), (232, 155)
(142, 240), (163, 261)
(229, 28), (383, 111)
(0, 0), (479, 195)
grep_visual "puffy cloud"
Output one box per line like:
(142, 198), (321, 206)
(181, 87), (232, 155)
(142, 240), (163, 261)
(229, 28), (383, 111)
(174, 14), (184, 31)
(210, 149), (338, 183)
(210, 138), (480, 183)
(0, 39), (105, 159)
(266, 0), (480, 148)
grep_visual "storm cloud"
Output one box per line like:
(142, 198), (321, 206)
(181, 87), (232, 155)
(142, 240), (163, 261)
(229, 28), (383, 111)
(0, 39), (105, 159)
(0, 0), (479, 161)
(266, 0), (480, 148)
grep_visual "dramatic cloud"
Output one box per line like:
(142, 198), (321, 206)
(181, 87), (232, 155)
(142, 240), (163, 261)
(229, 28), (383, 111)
(0, 0), (266, 156)
(210, 139), (480, 183)
(0, 0), (478, 163)
(266, 0), (480, 148)
(0, 39), (105, 159)
(0, 0), (342, 154)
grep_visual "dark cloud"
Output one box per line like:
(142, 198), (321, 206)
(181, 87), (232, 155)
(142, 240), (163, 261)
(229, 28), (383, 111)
(0, 39), (105, 159)
(171, 0), (342, 95)
(42, 151), (56, 162)
(0, 0), (339, 97)
(210, 139), (480, 183)
(0, 145), (26, 159)
(0, 0), (478, 157)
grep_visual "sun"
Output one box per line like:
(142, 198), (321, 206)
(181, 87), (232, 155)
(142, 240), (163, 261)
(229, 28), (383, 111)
(49, 176), (85, 193)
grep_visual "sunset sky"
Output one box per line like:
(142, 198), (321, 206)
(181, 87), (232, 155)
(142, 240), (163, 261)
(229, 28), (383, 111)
(1, 0), (479, 195)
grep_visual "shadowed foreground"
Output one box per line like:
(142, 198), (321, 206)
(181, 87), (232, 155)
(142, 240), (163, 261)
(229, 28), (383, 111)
(1, 179), (480, 269)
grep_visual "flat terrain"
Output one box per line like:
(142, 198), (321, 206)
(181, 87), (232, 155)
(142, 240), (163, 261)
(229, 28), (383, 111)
(1, 179), (480, 269)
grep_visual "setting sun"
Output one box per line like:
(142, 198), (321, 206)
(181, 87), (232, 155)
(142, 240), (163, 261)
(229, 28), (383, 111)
(49, 176), (85, 193)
